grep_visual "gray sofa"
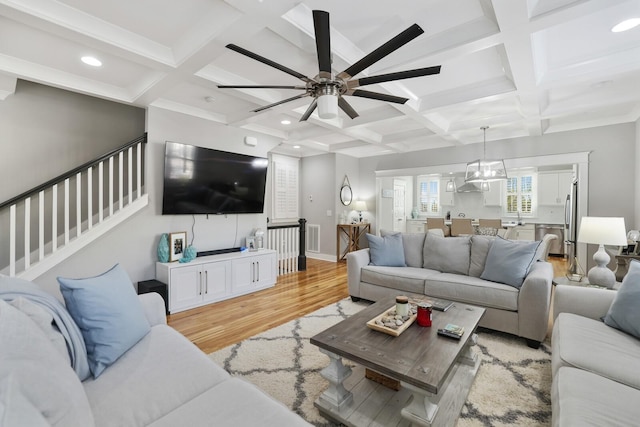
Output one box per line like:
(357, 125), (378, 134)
(0, 278), (310, 427)
(552, 285), (640, 426)
(347, 232), (555, 347)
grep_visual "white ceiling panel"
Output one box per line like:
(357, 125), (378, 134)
(0, 0), (638, 157)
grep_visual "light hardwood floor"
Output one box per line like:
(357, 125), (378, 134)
(168, 256), (568, 354)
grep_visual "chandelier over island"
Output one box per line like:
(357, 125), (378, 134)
(465, 126), (508, 184)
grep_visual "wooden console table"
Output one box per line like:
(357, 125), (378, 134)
(336, 223), (370, 262)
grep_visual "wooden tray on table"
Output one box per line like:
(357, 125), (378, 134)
(366, 304), (417, 336)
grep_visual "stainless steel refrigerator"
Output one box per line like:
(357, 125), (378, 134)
(564, 178), (579, 274)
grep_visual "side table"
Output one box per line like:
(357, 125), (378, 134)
(138, 279), (169, 314)
(553, 276), (620, 290)
(614, 254), (640, 281)
(336, 223), (371, 262)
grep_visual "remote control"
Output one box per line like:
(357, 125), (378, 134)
(437, 328), (462, 339)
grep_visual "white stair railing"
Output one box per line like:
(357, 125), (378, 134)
(266, 219), (307, 276)
(1, 134), (148, 280)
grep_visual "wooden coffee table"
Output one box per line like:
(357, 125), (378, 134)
(310, 296), (485, 427)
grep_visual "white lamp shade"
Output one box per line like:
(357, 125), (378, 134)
(318, 94), (338, 119)
(353, 200), (367, 212)
(578, 217), (627, 246)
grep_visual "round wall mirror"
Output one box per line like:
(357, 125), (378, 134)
(340, 176), (353, 206)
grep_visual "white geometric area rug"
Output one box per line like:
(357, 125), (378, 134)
(209, 298), (552, 427)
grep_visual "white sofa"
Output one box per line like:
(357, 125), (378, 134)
(347, 232), (556, 348)
(552, 285), (640, 426)
(0, 277), (310, 427)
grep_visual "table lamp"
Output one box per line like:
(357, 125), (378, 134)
(353, 200), (367, 223)
(577, 216), (627, 288)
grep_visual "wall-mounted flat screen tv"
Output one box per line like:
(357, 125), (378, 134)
(162, 141), (268, 215)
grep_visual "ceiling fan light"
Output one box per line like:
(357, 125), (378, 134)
(318, 94), (338, 119)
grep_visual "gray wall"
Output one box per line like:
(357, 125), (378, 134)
(301, 154), (336, 257)
(0, 80), (145, 201)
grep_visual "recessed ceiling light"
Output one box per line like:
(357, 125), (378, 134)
(611, 18), (640, 32)
(281, 119), (291, 125)
(293, 145), (301, 149)
(81, 56), (102, 67)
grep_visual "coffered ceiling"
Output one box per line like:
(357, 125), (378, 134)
(1, 0), (639, 157)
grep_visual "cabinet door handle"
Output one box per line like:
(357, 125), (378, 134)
(256, 261), (260, 282)
(205, 270), (208, 294)
(199, 271), (202, 295)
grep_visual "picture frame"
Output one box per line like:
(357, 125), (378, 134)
(246, 236), (257, 252)
(169, 231), (187, 262)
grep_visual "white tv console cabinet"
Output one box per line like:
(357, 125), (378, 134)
(156, 249), (277, 314)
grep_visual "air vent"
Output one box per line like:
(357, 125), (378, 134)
(306, 224), (320, 253)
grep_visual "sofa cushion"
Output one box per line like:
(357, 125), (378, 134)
(58, 264), (151, 378)
(604, 259), (640, 339)
(366, 233), (406, 267)
(0, 300), (95, 427)
(552, 312), (640, 391)
(83, 324), (230, 426)
(423, 234), (471, 275)
(553, 367), (640, 427)
(481, 237), (540, 288)
(361, 266), (440, 295)
(380, 230), (425, 268)
(148, 377), (311, 427)
(424, 273), (519, 311)
(469, 235), (495, 277)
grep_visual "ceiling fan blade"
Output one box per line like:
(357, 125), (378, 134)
(252, 93), (310, 113)
(348, 66), (441, 88)
(347, 89), (409, 104)
(218, 85), (307, 89)
(226, 44), (313, 83)
(338, 24), (424, 80)
(313, 10), (332, 78)
(338, 97), (359, 119)
(299, 99), (318, 122)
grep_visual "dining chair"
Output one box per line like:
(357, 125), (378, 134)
(426, 218), (450, 236)
(478, 219), (502, 229)
(450, 218), (473, 236)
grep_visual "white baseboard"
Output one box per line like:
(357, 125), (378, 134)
(306, 252), (336, 262)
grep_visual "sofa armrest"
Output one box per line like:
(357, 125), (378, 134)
(346, 249), (370, 298)
(552, 284), (616, 322)
(517, 261), (553, 342)
(138, 293), (167, 326)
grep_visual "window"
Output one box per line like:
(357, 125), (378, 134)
(417, 176), (440, 214)
(504, 171), (536, 216)
(271, 154), (299, 222)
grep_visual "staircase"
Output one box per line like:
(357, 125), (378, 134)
(0, 134), (148, 280)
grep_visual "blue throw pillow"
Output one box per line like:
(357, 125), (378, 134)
(480, 237), (541, 288)
(366, 233), (406, 267)
(58, 264), (151, 378)
(604, 260), (640, 339)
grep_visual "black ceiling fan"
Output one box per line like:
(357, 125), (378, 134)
(218, 10), (441, 121)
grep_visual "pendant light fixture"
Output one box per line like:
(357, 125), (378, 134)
(465, 126), (508, 184)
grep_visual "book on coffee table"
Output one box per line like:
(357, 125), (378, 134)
(429, 298), (455, 312)
(438, 323), (465, 339)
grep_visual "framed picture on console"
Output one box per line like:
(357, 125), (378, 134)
(169, 231), (187, 262)
(246, 236), (257, 251)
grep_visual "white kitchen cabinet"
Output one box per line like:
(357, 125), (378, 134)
(156, 250), (277, 314)
(538, 172), (573, 205)
(440, 178), (455, 206)
(483, 181), (502, 206)
(406, 220), (426, 233)
(515, 224), (535, 241)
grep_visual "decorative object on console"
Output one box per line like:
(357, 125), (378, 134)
(353, 200), (367, 223)
(179, 245), (197, 263)
(157, 233), (169, 263)
(577, 216), (627, 288)
(254, 228), (265, 249)
(246, 236), (257, 251)
(465, 126), (508, 184)
(169, 232), (187, 262)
